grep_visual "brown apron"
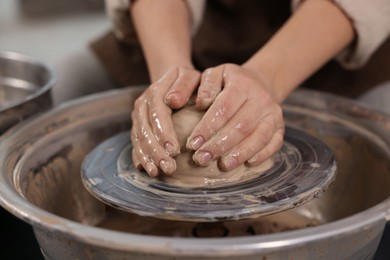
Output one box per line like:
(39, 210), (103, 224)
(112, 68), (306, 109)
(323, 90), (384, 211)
(90, 0), (390, 98)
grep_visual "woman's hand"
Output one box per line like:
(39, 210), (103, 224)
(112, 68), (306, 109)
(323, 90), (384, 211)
(187, 63), (285, 171)
(131, 66), (200, 177)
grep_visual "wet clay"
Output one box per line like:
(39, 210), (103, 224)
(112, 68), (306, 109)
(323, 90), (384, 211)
(159, 105), (274, 187)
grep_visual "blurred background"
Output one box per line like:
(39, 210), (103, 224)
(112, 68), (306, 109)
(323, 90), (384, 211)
(0, 0), (109, 63)
(0, 1), (109, 259)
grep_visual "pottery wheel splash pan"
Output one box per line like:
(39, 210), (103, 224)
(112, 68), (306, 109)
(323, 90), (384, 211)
(82, 127), (336, 222)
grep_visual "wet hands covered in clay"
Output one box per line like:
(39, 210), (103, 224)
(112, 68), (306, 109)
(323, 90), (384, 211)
(162, 105), (274, 187)
(130, 66), (201, 177)
(131, 63), (284, 177)
(186, 64), (284, 171)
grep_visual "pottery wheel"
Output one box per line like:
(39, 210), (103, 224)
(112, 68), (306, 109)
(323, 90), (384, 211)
(82, 127), (336, 222)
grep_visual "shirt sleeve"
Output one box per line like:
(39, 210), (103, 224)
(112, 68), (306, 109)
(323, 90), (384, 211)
(186, 0), (207, 34)
(292, 0), (390, 69)
(104, 0), (206, 43)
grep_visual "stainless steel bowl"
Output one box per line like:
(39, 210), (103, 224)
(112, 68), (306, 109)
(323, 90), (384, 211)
(0, 86), (389, 260)
(0, 50), (55, 133)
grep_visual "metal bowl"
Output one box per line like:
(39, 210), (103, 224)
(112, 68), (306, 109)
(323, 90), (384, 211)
(0, 50), (55, 133)
(0, 86), (389, 259)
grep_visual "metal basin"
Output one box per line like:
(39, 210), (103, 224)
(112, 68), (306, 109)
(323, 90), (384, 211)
(0, 50), (55, 133)
(0, 86), (389, 259)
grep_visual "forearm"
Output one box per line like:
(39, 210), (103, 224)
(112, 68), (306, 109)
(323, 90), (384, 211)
(131, 0), (193, 82)
(243, 0), (354, 103)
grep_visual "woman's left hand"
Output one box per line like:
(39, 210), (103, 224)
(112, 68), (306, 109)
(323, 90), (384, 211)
(186, 63), (285, 171)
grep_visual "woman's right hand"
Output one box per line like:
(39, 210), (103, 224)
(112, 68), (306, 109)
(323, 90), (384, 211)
(131, 66), (200, 177)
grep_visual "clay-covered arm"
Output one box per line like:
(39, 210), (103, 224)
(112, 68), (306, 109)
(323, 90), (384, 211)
(130, 0), (201, 176)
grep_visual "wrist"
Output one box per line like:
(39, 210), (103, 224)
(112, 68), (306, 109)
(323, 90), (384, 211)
(151, 62), (195, 82)
(242, 51), (289, 103)
(132, 0), (194, 83)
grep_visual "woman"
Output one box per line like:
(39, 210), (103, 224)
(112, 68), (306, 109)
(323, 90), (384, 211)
(54, 0), (390, 177)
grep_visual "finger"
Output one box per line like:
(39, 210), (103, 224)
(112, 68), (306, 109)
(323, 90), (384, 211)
(139, 102), (178, 175)
(130, 124), (142, 170)
(148, 94), (181, 156)
(192, 101), (262, 167)
(131, 100), (177, 176)
(246, 127), (285, 167)
(186, 79), (246, 151)
(147, 72), (182, 156)
(131, 144), (158, 175)
(130, 123), (159, 176)
(217, 119), (283, 171)
(131, 117), (158, 173)
(196, 66), (224, 110)
(165, 67), (200, 109)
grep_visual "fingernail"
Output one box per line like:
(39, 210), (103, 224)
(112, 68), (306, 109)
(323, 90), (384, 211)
(188, 136), (204, 150)
(159, 159), (175, 175)
(145, 162), (158, 177)
(165, 93), (178, 105)
(165, 92), (175, 101)
(222, 156), (237, 170)
(193, 151), (212, 166)
(196, 97), (211, 109)
(247, 155), (259, 166)
(165, 142), (178, 156)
